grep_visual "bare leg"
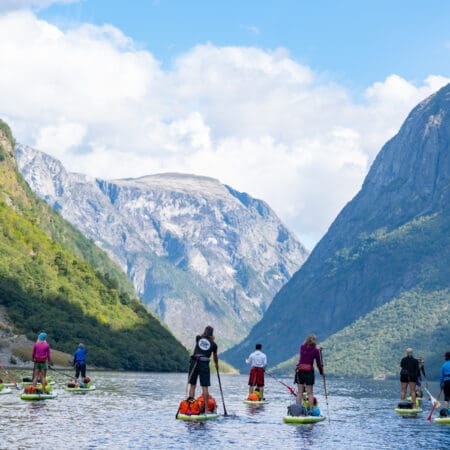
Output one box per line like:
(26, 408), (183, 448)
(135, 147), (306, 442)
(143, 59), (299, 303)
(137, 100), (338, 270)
(248, 384), (253, 394)
(400, 382), (407, 400)
(259, 386), (264, 399)
(202, 386), (209, 413)
(188, 384), (196, 399)
(409, 382), (416, 407)
(296, 384), (304, 404)
(41, 369), (47, 393)
(306, 384), (314, 413)
(31, 367), (38, 387)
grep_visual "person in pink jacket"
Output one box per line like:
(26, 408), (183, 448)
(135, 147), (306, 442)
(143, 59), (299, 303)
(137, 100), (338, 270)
(295, 334), (323, 414)
(32, 332), (52, 393)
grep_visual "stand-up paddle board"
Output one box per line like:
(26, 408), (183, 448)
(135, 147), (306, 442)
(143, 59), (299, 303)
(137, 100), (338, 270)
(65, 385), (96, 393)
(243, 399), (269, 405)
(20, 392), (58, 401)
(176, 412), (219, 421)
(283, 415), (326, 424)
(394, 407), (422, 416)
(434, 416), (450, 424)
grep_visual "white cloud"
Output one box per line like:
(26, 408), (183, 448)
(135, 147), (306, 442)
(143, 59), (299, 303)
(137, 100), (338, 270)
(0, 0), (77, 12)
(0, 11), (449, 249)
(241, 24), (260, 35)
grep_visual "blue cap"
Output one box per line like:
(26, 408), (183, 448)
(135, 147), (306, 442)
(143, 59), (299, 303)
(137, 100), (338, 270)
(38, 332), (47, 341)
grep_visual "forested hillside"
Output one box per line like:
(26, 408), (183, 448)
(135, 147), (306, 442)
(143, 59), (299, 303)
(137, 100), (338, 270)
(0, 119), (189, 371)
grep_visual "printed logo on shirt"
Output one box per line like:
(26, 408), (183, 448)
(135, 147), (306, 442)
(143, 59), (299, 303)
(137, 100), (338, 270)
(198, 338), (211, 351)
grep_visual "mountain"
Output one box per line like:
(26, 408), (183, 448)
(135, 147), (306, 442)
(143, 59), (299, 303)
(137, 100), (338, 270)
(224, 84), (450, 375)
(0, 119), (189, 371)
(16, 146), (308, 349)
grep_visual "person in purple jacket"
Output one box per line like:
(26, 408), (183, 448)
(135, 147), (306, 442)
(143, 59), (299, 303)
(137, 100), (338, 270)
(294, 334), (323, 414)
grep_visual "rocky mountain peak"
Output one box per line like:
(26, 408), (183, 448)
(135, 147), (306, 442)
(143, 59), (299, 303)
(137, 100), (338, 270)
(16, 145), (309, 348)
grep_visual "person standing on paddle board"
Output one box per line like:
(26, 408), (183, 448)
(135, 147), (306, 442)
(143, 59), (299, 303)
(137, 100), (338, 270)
(187, 326), (218, 413)
(31, 332), (51, 394)
(400, 348), (420, 407)
(294, 334), (323, 415)
(440, 351), (450, 412)
(415, 356), (427, 399)
(246, 343), (267, 399)
(73, 343), (87, 380)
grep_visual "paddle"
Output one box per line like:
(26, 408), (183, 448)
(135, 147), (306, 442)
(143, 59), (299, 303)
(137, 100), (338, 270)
(424, 387), (442, 421)
(0, 363), (22, 390)
(216, 365), (228, 416)
(48, 366), (85, 387)
(319, 348), (330, 422)
(266, 371), (297, 397)
(175, 359), (198, 419)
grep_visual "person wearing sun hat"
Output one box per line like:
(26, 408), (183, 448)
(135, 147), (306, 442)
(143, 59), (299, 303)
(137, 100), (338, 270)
(31, 332), (52, 394)
(187, 326), (219, 413)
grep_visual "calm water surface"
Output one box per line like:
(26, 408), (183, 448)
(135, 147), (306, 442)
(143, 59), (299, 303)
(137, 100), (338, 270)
(0, 371), (449, 449)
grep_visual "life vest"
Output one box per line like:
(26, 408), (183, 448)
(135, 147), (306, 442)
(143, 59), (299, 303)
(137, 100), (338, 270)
(25, 386), (37, 394)
(248, 393), (259, 401)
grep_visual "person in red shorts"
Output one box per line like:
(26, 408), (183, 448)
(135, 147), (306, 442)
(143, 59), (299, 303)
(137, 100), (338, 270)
(246, 343), (267, 400)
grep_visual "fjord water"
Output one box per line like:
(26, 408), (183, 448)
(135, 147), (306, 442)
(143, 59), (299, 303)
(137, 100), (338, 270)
(1, 372), (449, 449)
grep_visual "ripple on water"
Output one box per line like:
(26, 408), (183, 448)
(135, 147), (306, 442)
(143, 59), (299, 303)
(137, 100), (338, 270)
(0, 372), (449, 449)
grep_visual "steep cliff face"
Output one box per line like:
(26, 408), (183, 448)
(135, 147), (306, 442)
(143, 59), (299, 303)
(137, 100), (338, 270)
(16, 147), (308, 348)
(224, 84), (450, 369)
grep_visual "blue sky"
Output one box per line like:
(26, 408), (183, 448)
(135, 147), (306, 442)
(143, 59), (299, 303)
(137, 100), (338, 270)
(1, 0), (449, 248)
(39, 0), (450, 91)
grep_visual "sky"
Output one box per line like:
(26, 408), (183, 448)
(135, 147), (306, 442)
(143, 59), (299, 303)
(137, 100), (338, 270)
(1, 1), (449, 249)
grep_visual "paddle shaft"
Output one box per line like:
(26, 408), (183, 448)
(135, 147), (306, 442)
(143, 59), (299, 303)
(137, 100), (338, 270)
(266, 371), (297, 397)
(0, 363), (21, 390)
(427, 388), (442, 421)
(319, 348), (331, 422)
(48, 366), (84, 385)
(175, 358), (198, 419)
(216, 367), (228, 416)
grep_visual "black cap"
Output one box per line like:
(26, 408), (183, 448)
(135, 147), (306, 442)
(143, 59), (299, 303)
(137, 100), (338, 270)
(204, 326), (214, 337)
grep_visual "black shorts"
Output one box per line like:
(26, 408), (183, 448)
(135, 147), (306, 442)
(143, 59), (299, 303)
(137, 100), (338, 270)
(400, 373), (418, 383)
(188, 359), (211, 387)
(294, 370), (315, 386)
(444, 380), (450, 402)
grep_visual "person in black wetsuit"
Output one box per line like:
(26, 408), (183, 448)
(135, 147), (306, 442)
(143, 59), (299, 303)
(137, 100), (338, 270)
(400, 348), (420, 407)
(187, 326), (219, 413)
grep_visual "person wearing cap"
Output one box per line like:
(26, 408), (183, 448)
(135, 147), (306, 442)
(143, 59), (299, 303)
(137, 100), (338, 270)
(439, 351), (450, 411)
(187, 326), (219, 413)
(246, 343), (267, 400)
(31, 332), (52, 394)
(73, 343), (88, 380)
(400, 348), (420, 407)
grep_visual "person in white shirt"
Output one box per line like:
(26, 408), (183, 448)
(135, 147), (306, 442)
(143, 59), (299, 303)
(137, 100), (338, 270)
(245, 344), (267, 399)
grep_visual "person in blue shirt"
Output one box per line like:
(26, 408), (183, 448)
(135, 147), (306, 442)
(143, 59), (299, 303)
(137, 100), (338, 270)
(440, 351), (450, 412)
(73, 343), (87, 380)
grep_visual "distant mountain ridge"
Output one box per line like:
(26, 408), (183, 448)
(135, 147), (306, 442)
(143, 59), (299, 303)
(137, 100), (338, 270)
(16, 146), (308, 348)
(224, 84), (450, 375)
